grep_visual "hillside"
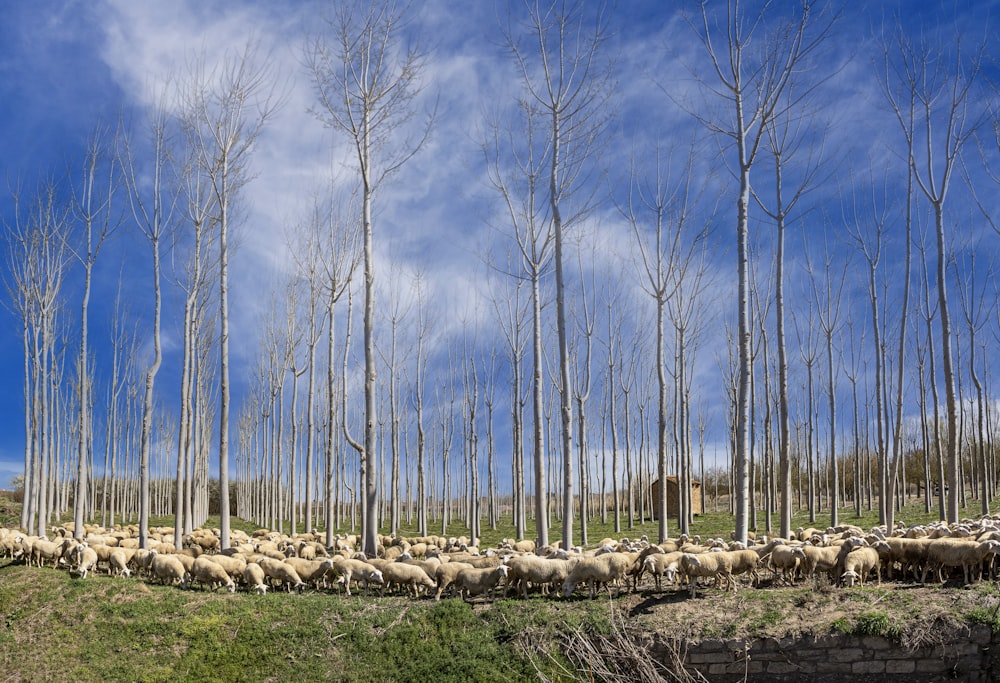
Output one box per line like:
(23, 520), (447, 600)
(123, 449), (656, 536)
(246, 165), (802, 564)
(1, 554), (997, 683)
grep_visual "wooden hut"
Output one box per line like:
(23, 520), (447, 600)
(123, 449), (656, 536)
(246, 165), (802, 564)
(650, 477), (703, 519)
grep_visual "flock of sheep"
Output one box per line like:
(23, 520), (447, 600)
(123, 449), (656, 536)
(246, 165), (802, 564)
(3, 517), (1000, 600)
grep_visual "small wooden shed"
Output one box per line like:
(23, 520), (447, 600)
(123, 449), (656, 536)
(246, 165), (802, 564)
(650, 477), (703, 519)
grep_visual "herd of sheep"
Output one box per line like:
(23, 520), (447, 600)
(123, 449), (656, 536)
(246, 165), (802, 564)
(3, 517), (1000, 600)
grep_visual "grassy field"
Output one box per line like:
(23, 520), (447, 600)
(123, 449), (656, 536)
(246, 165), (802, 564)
(4, 494), (1000, 682)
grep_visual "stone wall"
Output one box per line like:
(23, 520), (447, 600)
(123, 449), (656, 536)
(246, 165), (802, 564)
(652, 624), (998, 682)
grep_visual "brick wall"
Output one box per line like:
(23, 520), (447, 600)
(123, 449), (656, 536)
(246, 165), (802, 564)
(650, 624), (997, 682)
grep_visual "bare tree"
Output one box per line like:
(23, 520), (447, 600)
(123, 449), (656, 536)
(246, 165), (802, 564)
(502, 0), (612, 549)
(306, 0), (430, 556)
(68, 124), (122, 538)
(880, 27), (984, 523)
(622, 143), (709, 541)
(804, 238), (849, 527)
(182, 41), (280, 548)
(688, 0), (835, 544)
(3, 183), (70, 534)
(121, 97), (176, 549)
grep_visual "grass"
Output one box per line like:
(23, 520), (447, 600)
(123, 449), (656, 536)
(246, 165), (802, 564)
(0, 559), (570, 682)
(7, 492), (1000, 680)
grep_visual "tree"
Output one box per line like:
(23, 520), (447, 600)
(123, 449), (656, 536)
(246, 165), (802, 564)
(688, 0), (833, 543)
(622, 144), (709, 541)
(881, 26), (984, 524)
(503, 0), (612, 550)
(2, 183), (69, 533)
(306, 0), (430, 557)
(182, 41), (280, 548)
(69, 124), (122, 539)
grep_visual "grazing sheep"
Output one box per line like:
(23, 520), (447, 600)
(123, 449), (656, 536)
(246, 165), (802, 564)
(257, 558), (307, 593)
(190, 556), (236, 592)
(503, 539), (536, 554)
(150, 552), (188, 589)
(841, 547), (881, 587)
(433, 562), (476, 600)
(801, 544), (852, 581)
(561, 553), (639, 599)
(109, 549), (131, 578)
(379, 562), (436, 597)
(173, 553), (197, 575)
(505, 555), (576, 598)
(202, 553), (247, 579)
(922, 539), (1000, 585)
(642, 551), (685, 591)
(69, 544), (99, 579)
(768, 545), (808, 585)
(242, 563), (268, 594)
(330, 557), (384, 596)
(454, 565), (510, 602)
(283, 557), (334, 589)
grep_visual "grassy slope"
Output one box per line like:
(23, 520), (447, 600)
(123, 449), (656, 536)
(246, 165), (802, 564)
(4, 495), (1000, 682)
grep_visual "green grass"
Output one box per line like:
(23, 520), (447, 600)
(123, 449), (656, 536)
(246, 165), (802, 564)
(0, 559), (570, 682)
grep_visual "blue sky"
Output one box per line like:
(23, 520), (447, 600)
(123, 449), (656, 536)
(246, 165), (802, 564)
(1, 1), (999, 498)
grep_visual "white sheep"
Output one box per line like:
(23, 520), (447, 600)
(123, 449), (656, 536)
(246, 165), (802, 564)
(922, 539), (1000, 585)
(109, 549), (131, 578)
(70, 544), (99, 579)
(379, 561), (436, 597)
(31, 538), (67, 568)
(642, 551), (685, 591)
(242, 563), (268, 594)
(150, 552), (188, 589)
(433, 561), (476, 601)
(283, 557), (334, 589)
(841, 547), (880, 587)
(190, 556), (236, 592)
(680, 550), (760, 597)
(202, 553), (247, 579)
(767, 544), (807, 585)
(561, 552), (638, 599)
(454, 565), (510, 602)
(257, 557), (307, 593)
(330, 557), (384, 596)
(505, 555), (575, 598)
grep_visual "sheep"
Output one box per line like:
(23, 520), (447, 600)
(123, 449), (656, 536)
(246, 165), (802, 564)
(561, 553), (638, 599)
(642, 551), (685, 591)
(503, 539), (536, 554)
(454, 565), (510, 602)
(433, 562), (476, 600)
(109, 549), (131, 578)
(680, 550), (759, 597)
(174, 553), (197, 575)
(768, 544), (807, 585)
(283, 557), (334, 589)
(130, 548), (157, 577)
(379, 561), (436, 598)
(242, 563), (268, 594)
(257, 557), (307, 593)
(922, 539), (1000, 585)
(69, 544), (99, 579)
(801, 544), (851, 581)
(841, 547), (881, 587)
(505, 555), (576, 598)
(31, 538), (66, 568)
(202, 553), (247, 579)
(150, 552), (188, 589)
(190, 556), (236, 593)
(329, 557), (384, 596)
(881, 536), (933, 582)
